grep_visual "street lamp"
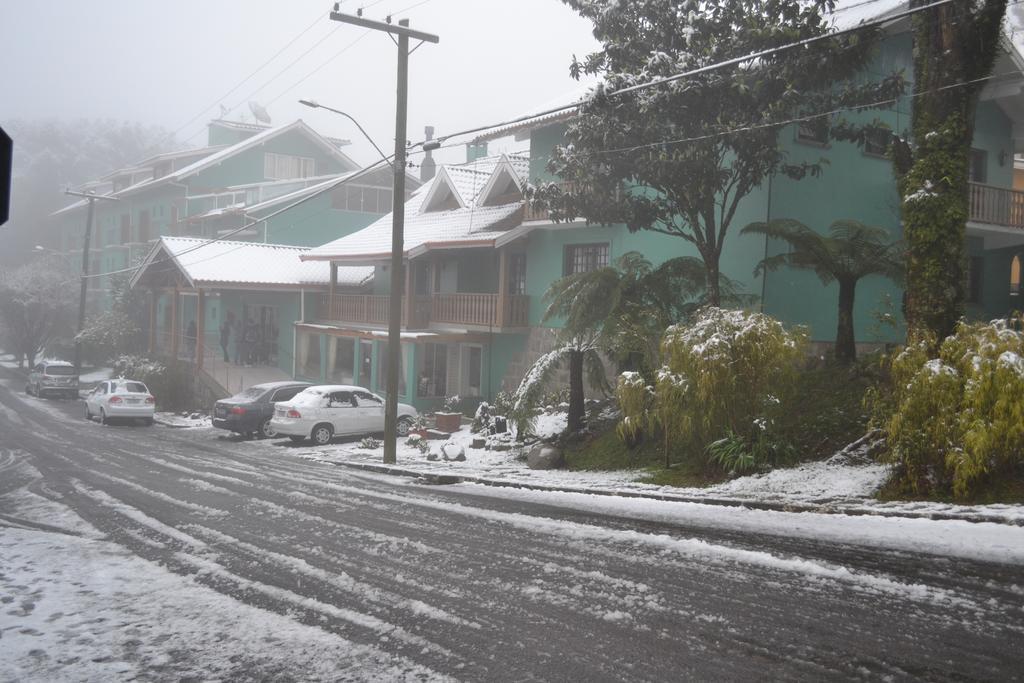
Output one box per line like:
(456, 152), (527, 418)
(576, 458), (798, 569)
(298, 99), (392, 167)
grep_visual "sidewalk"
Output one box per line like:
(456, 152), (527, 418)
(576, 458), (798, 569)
(262, 419), (1024, 527)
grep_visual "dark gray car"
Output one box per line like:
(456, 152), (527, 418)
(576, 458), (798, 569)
(212, 381), (311, 439)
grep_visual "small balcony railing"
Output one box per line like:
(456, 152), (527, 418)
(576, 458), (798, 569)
(523, 182), (576, 222)
(318, 292), (529, 329)
(969, 182), (1024, 229)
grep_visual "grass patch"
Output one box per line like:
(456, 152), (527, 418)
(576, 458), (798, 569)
(875, 467), (1024, 505)
(776, 360), (876, 461)
(563, 429), (724, 488)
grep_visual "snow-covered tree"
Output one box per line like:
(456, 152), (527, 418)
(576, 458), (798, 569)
(742, 219), (902, 363)
(891, 0), (1008, 344)
(537, 0), (905, 305)
(77, 273), (148, 358)
(0, 257), (77, 366)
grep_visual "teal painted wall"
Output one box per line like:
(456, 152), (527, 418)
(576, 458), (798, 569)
(188, 130), (346, 191)
(258, 193), (381, 247)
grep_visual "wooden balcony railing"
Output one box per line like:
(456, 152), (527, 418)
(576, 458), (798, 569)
(969, 182), (1024, 229)
(318, 293), (529, 328)
(523, 182), (575, 222)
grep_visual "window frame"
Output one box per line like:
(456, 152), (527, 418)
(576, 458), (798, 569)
(563, 243), (610, 276)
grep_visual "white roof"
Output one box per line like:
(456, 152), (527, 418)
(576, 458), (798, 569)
(131, 236), (372, 289)
(302, 154), (528, 263)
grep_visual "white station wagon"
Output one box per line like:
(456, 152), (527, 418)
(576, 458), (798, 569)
(270, 385), (418, 445)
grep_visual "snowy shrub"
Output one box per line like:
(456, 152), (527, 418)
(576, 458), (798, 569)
(471, 402), (492, 433)
(442, 395), (462, 414)
(882, 317), (1024, 498)
(509, 347), (568, 438)
(617, 308), (806, 468)
(111, 355), (193, 411)
(405, 434), (430, 454)
(359, 436), (382, 450)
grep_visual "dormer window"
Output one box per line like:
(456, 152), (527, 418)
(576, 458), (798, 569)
(476, 155), (525, 207)
(419, 167), (464, 213)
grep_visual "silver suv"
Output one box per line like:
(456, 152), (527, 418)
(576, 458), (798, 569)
(27, 360), (79, 399)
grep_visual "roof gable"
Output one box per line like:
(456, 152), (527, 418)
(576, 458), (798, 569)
(476, 155), (525, 207)
(419, 166), (465, 213)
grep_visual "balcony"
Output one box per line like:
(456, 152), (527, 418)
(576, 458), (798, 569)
(523, 181), (575, 223)
(969, 182), (1024, 229)
(318, 292), (529, 329)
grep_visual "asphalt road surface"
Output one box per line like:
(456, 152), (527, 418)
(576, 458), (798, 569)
(1, 367), (1022, 681)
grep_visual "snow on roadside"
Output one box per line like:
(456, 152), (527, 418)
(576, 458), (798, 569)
(78, 367), (113, 384)
(438, 482), (1024, 566)
(154, 411), (211, 429)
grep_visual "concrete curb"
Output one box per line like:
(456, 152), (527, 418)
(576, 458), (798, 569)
(333, 460), (1024, 527)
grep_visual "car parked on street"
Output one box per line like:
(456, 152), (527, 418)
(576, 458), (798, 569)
(212, 380), (312, 439)
(85, 379), (156, 425)
(270, 385), (418, 445)
(26, 360), (79, 399)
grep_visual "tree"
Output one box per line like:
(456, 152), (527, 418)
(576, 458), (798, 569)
(742, 219), (902, 363)
(891, 0), (1008, 344)
(77, 273), (148, 358)
(0, 257), (77, 367)
(3, 118), (177, 266)
(513, 252), (745, 435)
(538, 0), (904, 305)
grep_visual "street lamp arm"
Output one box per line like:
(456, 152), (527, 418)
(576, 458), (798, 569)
(299, 99), (392, 168)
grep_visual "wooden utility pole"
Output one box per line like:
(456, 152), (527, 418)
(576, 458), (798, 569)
(64, 189), (118, 378)
(329, 8), (438, 464)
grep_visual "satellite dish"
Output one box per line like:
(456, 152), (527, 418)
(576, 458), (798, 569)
(248, 101), (272, 125)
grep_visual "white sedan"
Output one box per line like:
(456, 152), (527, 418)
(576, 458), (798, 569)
(85, 379), (156, 425)
(270, 385), (418, 445)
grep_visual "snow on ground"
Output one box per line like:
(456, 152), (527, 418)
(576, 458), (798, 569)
(78, 367), (113, 384)
(153, 411), (211, 429)
(0, 484), (442, 681)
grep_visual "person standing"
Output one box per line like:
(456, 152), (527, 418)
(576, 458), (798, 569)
(220, 313), (233, 362)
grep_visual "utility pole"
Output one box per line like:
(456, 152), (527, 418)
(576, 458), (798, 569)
(329, 7), (438, 465)
(64, 189), (118, 379)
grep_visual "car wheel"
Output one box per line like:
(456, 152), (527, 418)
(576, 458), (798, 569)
(99, 408), (108, 426)
(311, 423), (334, 446)
(397, 416), (413, 437)
(85, 403), (92, 421)
(289, 435), (306, 443)
(259, 418), (277, 439)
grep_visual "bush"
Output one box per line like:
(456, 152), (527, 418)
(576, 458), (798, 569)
(112, 355), (193, 411)
(617, 307), (807, 469)
(882, 317), (1024, 498)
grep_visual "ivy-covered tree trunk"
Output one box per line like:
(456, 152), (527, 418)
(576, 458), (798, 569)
(893, 0), (1007, 344)
(567, 348), (585, 433)
(836, 278), (857, 364)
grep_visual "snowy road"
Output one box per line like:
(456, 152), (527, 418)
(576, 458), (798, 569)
(1, 371), (1023, 681)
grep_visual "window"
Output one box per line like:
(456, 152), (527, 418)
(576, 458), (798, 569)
(331, 185), (394, 213)
(377, 342), (406, 395)
(264, 152), (315, 180)
(138, 210), (151, 242)
(120, 214), (131, 243)
(327, 390), (355, 408)
(969, 149), (988, 184)
(354, 390), (382, 407)
(417, 343), (447, 398)
(328, 337), (355, 384)
(270, 386), (306, 403)
(967, 256), (984, 304)
(864, 128), (890, 157)
(297, 332), (321, 379)
(564, 243), (609, 275)
(1012, 255), (1021, 297)
(508, 253), (527, 295)
(466, 346), (482, 397)
(796, 120), (828, 146)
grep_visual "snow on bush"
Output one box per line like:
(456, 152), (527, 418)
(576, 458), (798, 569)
(883, 317), (1024, 498)
(617, 308), (806, 468)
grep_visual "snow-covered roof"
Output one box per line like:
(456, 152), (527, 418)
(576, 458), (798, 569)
(302, 154), (527, 263)
(130, 236), (372, 290)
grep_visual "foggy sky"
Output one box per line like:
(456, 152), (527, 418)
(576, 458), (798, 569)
(0, 0), (600, 168)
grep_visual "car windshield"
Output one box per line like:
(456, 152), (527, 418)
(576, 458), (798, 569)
(231, 387), (266, 402)
(45, 366), (76, 376)
(112, 382), (148, 394)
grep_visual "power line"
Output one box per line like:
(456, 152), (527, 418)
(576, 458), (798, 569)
(80, 0), (1003, 281)
(264, 31), (372, 108)
(163, 9), (328, 146)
